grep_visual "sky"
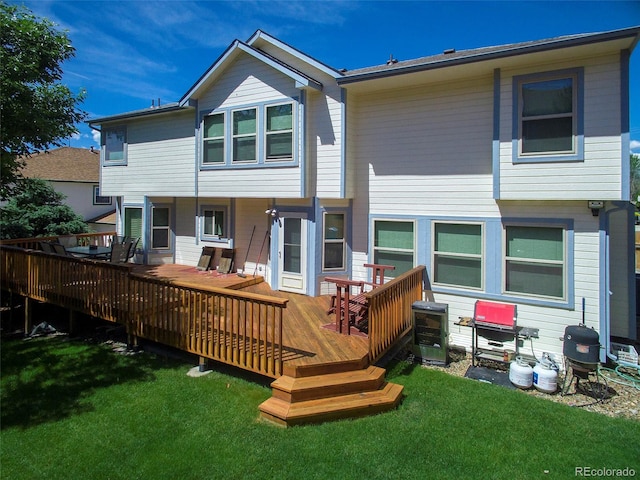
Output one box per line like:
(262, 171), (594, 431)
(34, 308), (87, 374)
(13, 0), (640, 153)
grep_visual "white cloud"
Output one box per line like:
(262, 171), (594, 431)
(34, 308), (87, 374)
(92, 129), (101, 145)
(631, 140), (640, 152)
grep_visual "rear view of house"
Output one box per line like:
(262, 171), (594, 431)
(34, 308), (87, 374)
(90, 26), (639, 365)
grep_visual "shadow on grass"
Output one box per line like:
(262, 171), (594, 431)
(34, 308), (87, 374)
(1, 335), (170, 430)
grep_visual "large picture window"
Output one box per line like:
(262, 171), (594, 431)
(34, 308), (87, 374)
(266, 104), (293, 160)
(203, 113), (225, 164)
(232, 108), (257, 162)
(151, 206), (171, 250)
(373, 220), (414, 277)
(505, 225), (565, 299)
(323, 213), (345, 270)
(513, 69), (583, 162)
(104, 126), (126, 164)
(433, 222), (483, 289)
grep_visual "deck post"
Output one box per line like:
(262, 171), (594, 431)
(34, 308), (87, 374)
(198, 356), (209, 372)
(68, 309), (76, 335)
(24, 297), (33, 336)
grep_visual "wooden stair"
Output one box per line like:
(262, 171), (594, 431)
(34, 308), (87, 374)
(258, 364), (404, 427)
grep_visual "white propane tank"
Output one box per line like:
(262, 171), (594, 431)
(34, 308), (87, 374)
(533, 354), (558, 393)
(509, 356), (533, 389)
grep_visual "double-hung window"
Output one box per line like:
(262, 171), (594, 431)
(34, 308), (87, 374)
(504, 225), (565, 300)
(151, 206), (171, 250)
(103, 126), (127, 164)
(232, 108), (257, 163)
(433, 222), (483, 289)
(201, 207), (226, 241)
(513, 69), (583, 162)
(203, 113), (225, 164)
(373, 220), (414, 277)
(93, 185), (112, 205)
(323, 213), (345, 270)
(266, 104), (293, 161)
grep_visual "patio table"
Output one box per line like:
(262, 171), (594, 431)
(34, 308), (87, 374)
(66, 245), (112, 259)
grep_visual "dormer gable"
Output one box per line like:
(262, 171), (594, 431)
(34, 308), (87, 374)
(179, 36), (323, 107)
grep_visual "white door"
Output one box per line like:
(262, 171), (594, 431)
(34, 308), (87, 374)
(278, 214), (307, 294)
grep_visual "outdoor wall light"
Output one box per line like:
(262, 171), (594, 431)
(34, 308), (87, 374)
(588, 200), (604, 216)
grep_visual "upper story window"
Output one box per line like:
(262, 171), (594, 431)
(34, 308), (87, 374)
(504, 225), (565, 300)
(513, 68), (583, 163)
(373, 219), (415, 278)
(323, 212), (345, 271)
(232, 108), (257, 163)
(203, 113), (225, 164)
(266, 104), (293, 161)
(103, 126), (127, 165)
(433, 222), (483, 290)
(200, 100), (297, 169)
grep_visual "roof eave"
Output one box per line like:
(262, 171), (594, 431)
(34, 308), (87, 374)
(88, 104), (190, 126)
(338, 26), (640, 86)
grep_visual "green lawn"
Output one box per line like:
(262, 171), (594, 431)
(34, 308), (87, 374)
(2, 335), (638, 480)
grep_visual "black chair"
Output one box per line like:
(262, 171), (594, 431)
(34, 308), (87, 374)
(40, 241), (55, 254)
(51, 243), (68, 256)
(126, 237), (140, 261)
(109, 242), (130, 263)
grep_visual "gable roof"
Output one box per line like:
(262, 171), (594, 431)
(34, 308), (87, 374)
(179, 36), (323, 106)
(338, 25), (640, 85)
(20, 147), (101, 183)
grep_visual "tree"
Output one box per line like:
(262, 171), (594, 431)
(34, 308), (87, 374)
(0, 3), (86, 200)
(0, 178), (88, 239)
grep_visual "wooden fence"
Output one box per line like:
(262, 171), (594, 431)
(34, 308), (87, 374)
(365, 265), (425, 363)
(0, 232), (116, 249)
(0, 246), (288, 378)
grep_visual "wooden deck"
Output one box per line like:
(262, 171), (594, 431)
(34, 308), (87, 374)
(130, 264), (370, 377)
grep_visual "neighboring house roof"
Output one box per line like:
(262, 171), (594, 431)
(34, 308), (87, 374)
(87, 209), (116, 225)
(338, 26), (640, 85)
(21, 146), (101, 183)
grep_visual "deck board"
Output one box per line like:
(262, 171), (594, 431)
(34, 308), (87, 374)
(131, 264), (369, 377)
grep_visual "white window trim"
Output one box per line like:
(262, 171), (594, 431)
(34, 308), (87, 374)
(512, 68), (584, 163)
(102, 125), (127, 166)
(432, 220), (484, 291)
(231, 107), (258, 164)
(322, 211), (346, 271)
(202, 112), (226, 164)
(199, 99), (299, 170)
(502, 223), (567, 302)
(200, 205), (229, 243)
(372, 218), (416, 277)
(150, 205), (172, 251)
(265, 102), (294, 162)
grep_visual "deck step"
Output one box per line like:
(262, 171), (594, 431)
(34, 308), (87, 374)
(259, 381), (404, 427)
(270, 365), (386, 403)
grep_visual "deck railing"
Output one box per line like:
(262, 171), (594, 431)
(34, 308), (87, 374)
(0, 246), (287, 378)
(0, 232), (116, 249)
(365, 265), (425, 363)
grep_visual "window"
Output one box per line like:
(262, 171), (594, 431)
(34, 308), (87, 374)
(266, 104), (293, 160)
(124, 207), (142, 239)
(373, 220), (414, 277)
(323, 213), (345, 270)
(203, 113), (225, 164)
(514, 69), (583, 161)
(232, 108), (257, 162)
(505, 225), (564, 299)
(93, 185), (112, 205)
(201, 207), (226, 240)
(433, 222), (483, 289)
(104, 126), (126, 163)
(151, 206), (171, 250)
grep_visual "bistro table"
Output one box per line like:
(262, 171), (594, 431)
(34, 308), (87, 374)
(66, 245), (112, 259)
